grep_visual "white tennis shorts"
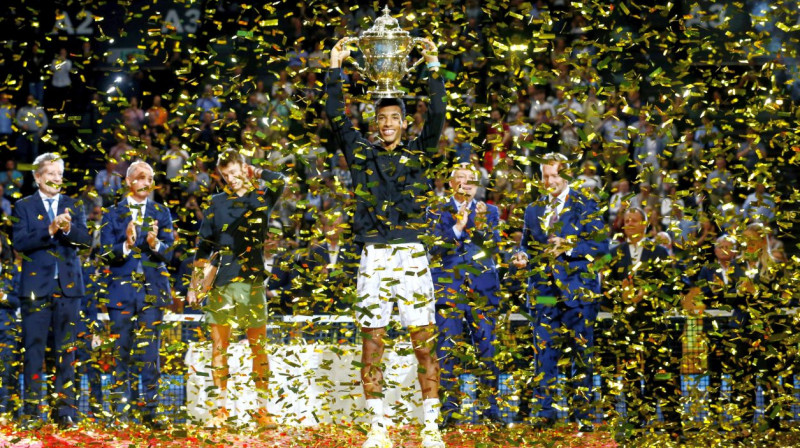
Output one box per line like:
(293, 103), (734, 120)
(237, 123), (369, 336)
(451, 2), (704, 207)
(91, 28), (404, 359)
(356, 242), (436, 328)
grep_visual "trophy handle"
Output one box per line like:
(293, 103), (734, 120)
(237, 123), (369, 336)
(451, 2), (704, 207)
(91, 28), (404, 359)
(407, 37), (429, 74)
(340, 37), (364, 73)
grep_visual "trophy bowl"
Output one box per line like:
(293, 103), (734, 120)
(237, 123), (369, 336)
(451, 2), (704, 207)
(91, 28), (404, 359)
(342, 6), (427, 98)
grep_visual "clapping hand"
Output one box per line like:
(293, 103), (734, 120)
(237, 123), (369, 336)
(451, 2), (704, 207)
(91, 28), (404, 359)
(49, 212), (72, 236)
(454, 202), (469, 233)
(474, 201), (487, 230)
(125, 220), (137, 249)
(146, 221), (159, 250)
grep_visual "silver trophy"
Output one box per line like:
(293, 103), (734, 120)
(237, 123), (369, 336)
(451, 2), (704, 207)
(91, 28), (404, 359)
(341, 6), (428, 98)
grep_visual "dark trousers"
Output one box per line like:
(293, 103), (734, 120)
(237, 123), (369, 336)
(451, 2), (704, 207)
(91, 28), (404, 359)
(707, 315), (785, 430)
(75, 338), (104, 417)
(0, 309), (20, 415)
(436, 302), (500, 420)
(21, 294), (80, 420)
(108, 301), (163, 418)
(619, 314), (682, 431)
(532, 303), (596, 423)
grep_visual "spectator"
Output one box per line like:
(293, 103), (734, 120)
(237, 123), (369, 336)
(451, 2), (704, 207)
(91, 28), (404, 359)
(146, 95), (169, 131)
(16, 95), (48, 163)
(694, 116), (721, 148)
(122, 96), (145, 132)
(742, 182), (775, 223)
(109, 132), (133, 176)
(93, 161), (123, 204)
(0, 184), (11, 220)
(49, 48), (73, 112)
(163, 137), (190, 182)
(608, 178), (630, 224)
(735, 130), (766, 172)
(672, 129), (703, 176)
(0, 95), (15, 153)
(577, 161), (602, 194)
(706, 156), (734, 204)
(484, 108), (512, 172)
(632, 121), (666, 188)
(330, 151), (352, 190)
(196, 85), (222, 117)
(26, 43), (45, 103)
(0, 161), (22, 201)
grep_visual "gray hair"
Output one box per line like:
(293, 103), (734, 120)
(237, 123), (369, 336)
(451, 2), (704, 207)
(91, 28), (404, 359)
(450, 163), (478, 180)
(126, 160), (154, 179)
(33, 153), (65, 175)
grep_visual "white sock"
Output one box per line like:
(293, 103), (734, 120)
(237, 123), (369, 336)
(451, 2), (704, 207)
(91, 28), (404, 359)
(257, 393), (270, 412)
(366, 398), (385, 427)
(216, 388), (230, 410)
(423, 398), (440, 427)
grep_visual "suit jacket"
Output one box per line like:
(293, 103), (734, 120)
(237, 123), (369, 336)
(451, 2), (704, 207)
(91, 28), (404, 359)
(196, 169), (285, 287)
(12, 193), (91, 298)
(292, 241), (360, 313)
(608, 241), (675, 316)
(519, 189), (607, 307)
(101, 199), (175, 309)
(427, 197), (501, 306)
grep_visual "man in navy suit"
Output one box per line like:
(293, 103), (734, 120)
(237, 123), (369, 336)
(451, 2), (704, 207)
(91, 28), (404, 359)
(427, 163), (503, 428)
(100, 160), (174, 429)
(291, 210), (360, 315)
(607, 207), (682, 440)
(0, 234), (20, 421)
(12, 152), (91, 428)
(512, 153), (607, 431)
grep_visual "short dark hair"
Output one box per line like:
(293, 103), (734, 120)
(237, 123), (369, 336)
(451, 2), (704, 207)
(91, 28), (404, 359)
(375, 98), (406, 118)
(217, 148), (245, 169)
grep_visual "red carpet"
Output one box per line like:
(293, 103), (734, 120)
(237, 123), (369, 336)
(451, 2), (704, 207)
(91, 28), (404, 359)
(0, 424), (619, 447)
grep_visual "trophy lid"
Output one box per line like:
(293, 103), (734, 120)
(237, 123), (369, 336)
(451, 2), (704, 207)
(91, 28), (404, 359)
(361, 5), (411, 38)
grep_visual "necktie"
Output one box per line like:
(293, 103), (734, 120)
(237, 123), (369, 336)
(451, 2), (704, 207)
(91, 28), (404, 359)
(46, 198), (58, 279)
(548, 200), (560, 231)
(132, 204), (145, 274)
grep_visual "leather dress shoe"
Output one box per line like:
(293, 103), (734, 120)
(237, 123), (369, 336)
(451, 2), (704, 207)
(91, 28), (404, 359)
(438, 413), (458, 431)
(57, 415), (76, 430)
(531, 417), (554, 430)
(484, 415), (508, 429)
(143, 415), (168, 431)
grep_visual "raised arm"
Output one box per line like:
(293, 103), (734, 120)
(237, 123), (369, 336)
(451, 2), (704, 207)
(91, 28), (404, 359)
(325, 38), (370, 168)
(413, 39), (446, 159)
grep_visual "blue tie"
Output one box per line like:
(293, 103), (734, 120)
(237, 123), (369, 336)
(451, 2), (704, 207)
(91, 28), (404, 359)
(46, 198), (58, 279)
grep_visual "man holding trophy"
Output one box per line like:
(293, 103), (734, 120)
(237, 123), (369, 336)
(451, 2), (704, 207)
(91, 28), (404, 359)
(326, 9), (446, 447)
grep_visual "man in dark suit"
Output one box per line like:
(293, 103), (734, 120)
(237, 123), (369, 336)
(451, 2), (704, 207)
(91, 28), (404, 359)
(187, 149), (285, 429)
(100, 160), (174, 429)
(693, 227), (784, 437)
(12, 152), (91, 428)
(0, 234), (20, 421)
(511, 153), (607, 431)
(427, 163), (502, 427)
(608, 207), (682, 440)
(291, 210), (359, 315)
